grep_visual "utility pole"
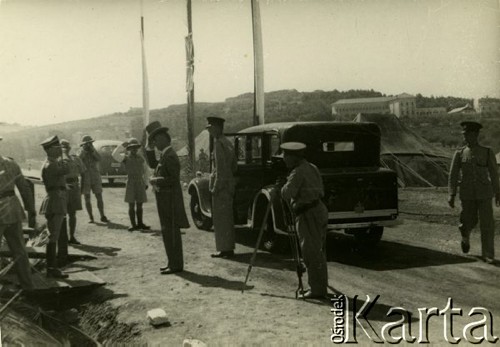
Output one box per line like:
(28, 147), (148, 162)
(186, 0), (196, 175)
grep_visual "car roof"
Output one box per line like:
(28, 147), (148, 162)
(93, 140), (123, 148)
(236, 121), (378, 135)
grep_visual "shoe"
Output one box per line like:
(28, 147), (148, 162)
(298, 290), (326, 300)
(69, 237), (81, 245)
(160, 266), (169, 272)
(128, 226), (138, 231)
(211, 250), (234, 258)
(461, 239), (470, 254)
(100, 216), (109, 223)
(137, 223), (151, 230)
(484, 257), (495, 264)
(160, 268), (183, 275)
(88, 220), (95, 224)
(47, 268), (69, 279)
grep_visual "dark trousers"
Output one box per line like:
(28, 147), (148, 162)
(459, 198), (495, 259)
(156, 194), (183, 270)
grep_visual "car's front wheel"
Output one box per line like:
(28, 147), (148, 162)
(190, 191), (213, 231)
(352, 226), (384, 245)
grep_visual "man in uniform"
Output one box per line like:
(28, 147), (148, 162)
(61, 139), (85, 245)
(40, 135), (70, 278)
(79, 135), (109, 224)
(280, 142), (328, 299)
(0, 136), (36, 291)
(206, 116), (237, 258)
(145, 121), (189, 274)
(197, 148), (209, 173)
(448, 121), (500, 264)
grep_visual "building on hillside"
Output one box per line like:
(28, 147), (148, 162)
(448, 103), (476, 115)
(415, 107), (447, 116)
(476, 97), (500, 114)
(331, 93), (416, 118)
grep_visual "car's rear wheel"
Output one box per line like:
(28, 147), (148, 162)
(190, 191), (213, 231)
(353, 226), (384, 245)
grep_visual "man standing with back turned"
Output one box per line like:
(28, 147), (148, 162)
(448, 121), (500, 264)
(206, 116), (237, 258)
(280, 142), (328, 299)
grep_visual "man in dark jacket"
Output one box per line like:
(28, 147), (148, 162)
(145, 121), (189, 274)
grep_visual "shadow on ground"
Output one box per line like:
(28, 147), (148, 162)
(232, 226), (475, 271)
(175, 270), (254, 291)
(72, 244), (121, 257)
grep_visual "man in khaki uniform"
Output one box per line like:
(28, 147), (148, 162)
(280, 142), (328, 299)
(40, 135), (70, 278)
(448, 121), (500, 264)
(0, 136), (36, 290)
(206, 117), (237, 258)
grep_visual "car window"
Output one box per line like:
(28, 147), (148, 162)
(99, 145), (117, 155)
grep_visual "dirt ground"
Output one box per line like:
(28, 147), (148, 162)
(30, 184), (500, 345)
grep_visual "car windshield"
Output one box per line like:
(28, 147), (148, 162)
(99, 145), (117, 155)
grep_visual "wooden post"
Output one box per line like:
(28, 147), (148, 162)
(186, 0), (196, 175)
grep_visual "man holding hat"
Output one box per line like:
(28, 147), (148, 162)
(79, 135), (109, 224)
(112, 137), (150, 231)
(0, 136), (36, 290)
(60, 139), (85, 245)
(280, 142), (328, 299)
(145, 121), (189, 274)
(448, 121), (500, 264)
(206, 116), (238, 258)
(40, 135), (70, 278)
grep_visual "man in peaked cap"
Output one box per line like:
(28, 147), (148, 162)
(79, 134), (109, 224)
(0, 135), (37, 290)
(60, 139), (85, 246)
(279, 142), (329, 299)
(39, 135), (70, 278)
(144, 121), (189, 274)
(206, 116), (238, 258)
(448, 121), (500, 264)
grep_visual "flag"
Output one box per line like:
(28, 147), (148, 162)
(185, 33), (194, 92)
(251, 0), (265, 125)
(141, 16), (150, 127)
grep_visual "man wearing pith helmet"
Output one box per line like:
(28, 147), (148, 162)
(280, 142), (329, 299)
(448, 121), (500, 264)
(206, 116), (238, 258)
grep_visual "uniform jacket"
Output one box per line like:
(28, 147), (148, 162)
(66, 154), (85, 179)
(0, 156), (35, 224)
(448, 144), (500, 200)
(146, 147), (189, 228)
(281, 159), (325, 208)
(210, 135), (237, 195)
(79, 147), (102, 185)
(40, 157), (70, 215)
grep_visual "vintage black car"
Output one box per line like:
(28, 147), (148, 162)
(188, 121), (399, 251)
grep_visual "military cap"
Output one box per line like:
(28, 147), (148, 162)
(80, 134), (95, 146)
(145, 121), (169, 141)
(126, 137), (141, 149)
(206, 116), (225, 128)
(60, 139), (71, 149)
(40, 135), (61, 150)
(280, 142), (306, 155)
(460, 121), (482, 133)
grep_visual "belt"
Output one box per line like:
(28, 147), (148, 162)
(0, 190), (15, 199)
(66, 177), (79, 183)
(293, 199), (320, 216)
(46, 186), (67, 192)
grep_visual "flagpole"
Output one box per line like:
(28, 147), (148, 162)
(251, 0), (265, 125)
(186, 0), (196, 174)
(140, 0), (150, 128)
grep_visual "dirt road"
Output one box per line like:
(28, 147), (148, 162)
(32, 185), (500, 345)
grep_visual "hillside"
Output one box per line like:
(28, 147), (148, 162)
(1, 89), (498, 164)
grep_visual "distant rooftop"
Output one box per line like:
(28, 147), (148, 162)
(332, 93), (415, 105)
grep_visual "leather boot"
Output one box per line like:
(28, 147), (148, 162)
(46, 243), (68, 279)
(58, 218), (69, 267)
(128, 208), (137, 231)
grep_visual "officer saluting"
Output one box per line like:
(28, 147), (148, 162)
(40, 136), (70, 278)
(448, 121), (500, 264)
(280, 142), (328, 299)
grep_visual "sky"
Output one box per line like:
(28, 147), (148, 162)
(0, 0), (499, 126)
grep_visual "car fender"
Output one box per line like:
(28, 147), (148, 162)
(188, 175), (212, 218)
(250, 186), (288, 235)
